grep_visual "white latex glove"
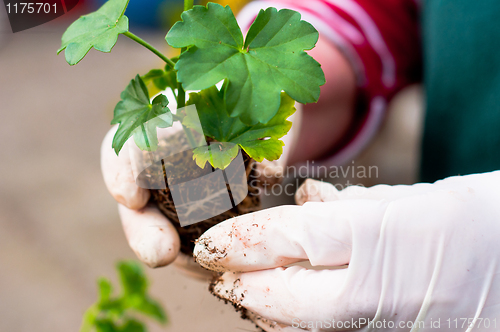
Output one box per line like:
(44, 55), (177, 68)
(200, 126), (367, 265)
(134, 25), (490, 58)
(193, 172), (500, 331)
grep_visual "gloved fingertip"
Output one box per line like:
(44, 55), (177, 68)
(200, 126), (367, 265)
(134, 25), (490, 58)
(295, 179), (338, 205)
(134, 241), (177, 268)
(193, 229), (232, 273)
(119, 204), (181, 268)
(101, 126), (150, 210)
(194, 206), (308, 272)
(210, 272), (245, 305)
(115, 188), (151, 210)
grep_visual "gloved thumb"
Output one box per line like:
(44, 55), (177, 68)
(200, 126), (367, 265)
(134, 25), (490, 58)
(194, 200), (387, 272)
(295, 178), (436, 205)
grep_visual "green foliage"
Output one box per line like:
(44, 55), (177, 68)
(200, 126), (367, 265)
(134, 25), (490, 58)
(193, 143), (240, 169)
(166, 3), (325, 125)
(80, 261), (167, 332)
(184, 86), (295, 169)
(59, 0), (325, 167)
(141, 61), (179, 97)
(58, 0), (130, 65)
(111, 75), (173, 155)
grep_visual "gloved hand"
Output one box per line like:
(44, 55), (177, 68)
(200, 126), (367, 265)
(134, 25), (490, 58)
(101, 124), (215, 279)
(99, 31), (355, 274)
(100, 111), (301, 277)
(193, 172), (500, 331)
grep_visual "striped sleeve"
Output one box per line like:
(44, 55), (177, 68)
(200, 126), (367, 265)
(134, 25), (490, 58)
(237, 0), (422, 165)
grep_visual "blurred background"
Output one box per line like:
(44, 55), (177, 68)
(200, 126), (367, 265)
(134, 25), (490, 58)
(0, 0), (423, 331)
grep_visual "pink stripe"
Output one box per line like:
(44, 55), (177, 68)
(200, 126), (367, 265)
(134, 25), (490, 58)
(274, 0), (365, 43)
(326, 0), (396, 87)
(238, 1), (364, 43)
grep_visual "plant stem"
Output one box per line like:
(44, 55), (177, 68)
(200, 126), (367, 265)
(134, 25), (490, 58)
(124, 30), (195, 147)
(177, 82), (197, 148)
(123, 31), (176, 69)
(176, 0), (197, 149)
(181, 123), (198, 149)
(184, 0), (194, 11)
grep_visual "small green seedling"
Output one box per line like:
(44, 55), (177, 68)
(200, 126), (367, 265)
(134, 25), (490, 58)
(58, 0), (325, 170)
(80, 261), (167, 332)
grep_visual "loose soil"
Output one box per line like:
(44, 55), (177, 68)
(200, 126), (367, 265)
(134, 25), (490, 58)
(137, 131), (261, 255)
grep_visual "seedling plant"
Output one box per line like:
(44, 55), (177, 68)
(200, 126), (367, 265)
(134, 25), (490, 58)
(58, 0), (325, 169)
(81, 261), (167, 332)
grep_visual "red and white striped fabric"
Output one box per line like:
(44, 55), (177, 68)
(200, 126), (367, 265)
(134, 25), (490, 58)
(237, 0), (421, 165)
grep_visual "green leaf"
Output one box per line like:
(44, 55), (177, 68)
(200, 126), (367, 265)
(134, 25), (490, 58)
(184, 86), (295, 168)
(193, 143), (239, 169)
(141, 66), (178, 96)
(80, 260), (167, 332)
(230, 92), (296, 144)
(117, 261), (148, 296)
(93, 318), (145, 332)
(166, 3), (324, 124)
(111, 75), (173, 155)
(94, 319), (118, 332)
(97, 298), (124, 316)
(80, 305), (99, 332)
(98, 278), (113, 302)
(132, 297), (167, 324)
(119, 318), (146, 332)
(239, 139), (284, 162)
(58, 0), (130, 65)
(184, 85), (247, 142)
(166, 3), (243, 50)
(142, 69), (165, 85)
